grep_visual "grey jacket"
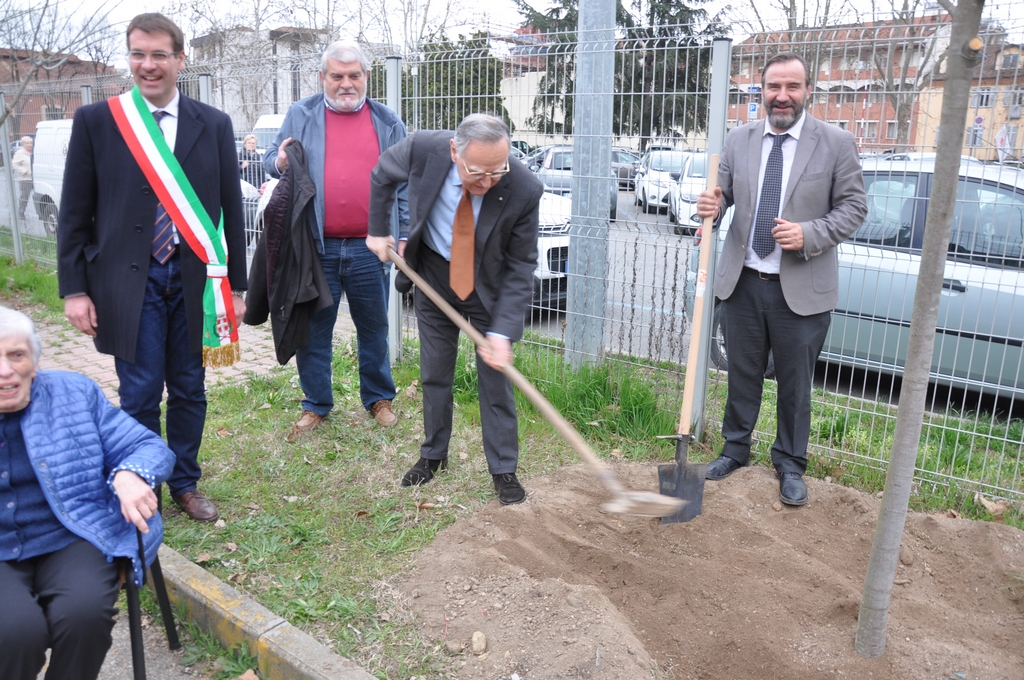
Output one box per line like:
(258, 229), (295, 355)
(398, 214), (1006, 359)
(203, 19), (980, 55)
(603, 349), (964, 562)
(714, 114), (867, 316)
(263, 95), (409, 252)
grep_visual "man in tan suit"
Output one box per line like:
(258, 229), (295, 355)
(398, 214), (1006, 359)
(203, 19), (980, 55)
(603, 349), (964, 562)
(695, 52), (867, 506)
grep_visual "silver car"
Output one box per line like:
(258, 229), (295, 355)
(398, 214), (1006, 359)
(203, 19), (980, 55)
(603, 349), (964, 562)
(529, 145), (618, 221)
(707, 157), (1024, 400)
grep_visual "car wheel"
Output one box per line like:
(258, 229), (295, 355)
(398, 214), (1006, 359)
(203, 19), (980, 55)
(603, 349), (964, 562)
(642, 190), (651, 214)
(634, 189), (641, 207)
(708, 302), (776, 379)
(610, 204), (617, 222)
(41, 204), (58, 236)
(668, 202), (677, 224)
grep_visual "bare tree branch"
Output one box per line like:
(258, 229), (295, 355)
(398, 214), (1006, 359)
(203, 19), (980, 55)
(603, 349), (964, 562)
(0, 0), (120, 129)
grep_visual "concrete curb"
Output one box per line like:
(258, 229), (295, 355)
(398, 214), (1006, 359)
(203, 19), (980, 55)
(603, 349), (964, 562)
(156, 546), (375, 680)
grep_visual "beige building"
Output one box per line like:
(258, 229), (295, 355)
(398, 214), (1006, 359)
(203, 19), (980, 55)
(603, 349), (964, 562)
(916, 42), (1023, 161)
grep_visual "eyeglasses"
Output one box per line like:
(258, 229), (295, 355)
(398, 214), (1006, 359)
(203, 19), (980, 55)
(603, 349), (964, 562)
(129, 51), (179, 65)
(460, 158), (510, 179)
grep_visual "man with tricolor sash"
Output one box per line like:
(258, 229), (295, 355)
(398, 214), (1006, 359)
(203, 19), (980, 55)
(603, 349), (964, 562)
(57, 13), (248, 523)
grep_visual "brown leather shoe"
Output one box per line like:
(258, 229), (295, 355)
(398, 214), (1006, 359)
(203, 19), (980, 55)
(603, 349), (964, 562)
(370, 400), (397, 427)
(288, 410), (325, 441)
(172, 490), (219, 522)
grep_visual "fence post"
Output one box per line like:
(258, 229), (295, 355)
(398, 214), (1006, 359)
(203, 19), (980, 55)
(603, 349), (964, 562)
(564, 0), (615, 368)
(0, 93), (24, 265)
(385, 55), (403, 365)
(198, 74), (212, 106)
(81, 85), (93, 106)
(691, 37), (733, 441)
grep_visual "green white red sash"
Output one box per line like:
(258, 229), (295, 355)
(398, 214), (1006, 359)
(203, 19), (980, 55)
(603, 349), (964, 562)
(108, 87), (239, 367)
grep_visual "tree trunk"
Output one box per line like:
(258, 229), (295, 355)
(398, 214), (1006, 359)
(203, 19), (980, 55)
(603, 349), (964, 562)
(855, 0), (986, 658)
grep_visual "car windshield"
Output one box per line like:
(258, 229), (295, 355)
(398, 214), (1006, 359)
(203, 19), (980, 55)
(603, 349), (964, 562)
(687, 154), (708, 179)
(650, 152), (685, 173)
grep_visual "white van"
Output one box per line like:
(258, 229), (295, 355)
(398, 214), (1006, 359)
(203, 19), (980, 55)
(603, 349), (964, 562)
(251, 114), (286, 155)
(31, 119), (74, 235)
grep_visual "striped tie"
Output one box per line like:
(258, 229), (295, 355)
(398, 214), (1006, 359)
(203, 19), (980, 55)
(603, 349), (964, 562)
(151, 110), (176, 264)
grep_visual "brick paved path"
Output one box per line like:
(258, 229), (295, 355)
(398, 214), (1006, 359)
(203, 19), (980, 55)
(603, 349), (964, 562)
(36, 314), (357, 401)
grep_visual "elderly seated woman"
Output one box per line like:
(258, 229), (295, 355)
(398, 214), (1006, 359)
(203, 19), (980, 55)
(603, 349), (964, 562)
(0, 306), (175, 680)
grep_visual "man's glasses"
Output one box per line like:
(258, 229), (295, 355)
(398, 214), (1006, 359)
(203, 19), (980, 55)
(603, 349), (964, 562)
(460, 158), (510, 179)
(129, 51), (179, 65)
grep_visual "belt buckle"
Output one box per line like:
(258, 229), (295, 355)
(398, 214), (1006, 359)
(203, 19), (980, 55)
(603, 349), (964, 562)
(757, 270), (772, 281)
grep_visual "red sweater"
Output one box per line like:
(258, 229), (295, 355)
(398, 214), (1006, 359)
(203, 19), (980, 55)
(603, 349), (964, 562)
(323, 105), (380, 238)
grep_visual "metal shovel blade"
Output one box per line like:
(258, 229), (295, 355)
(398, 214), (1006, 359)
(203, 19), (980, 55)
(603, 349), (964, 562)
(657, 439), (706, 524)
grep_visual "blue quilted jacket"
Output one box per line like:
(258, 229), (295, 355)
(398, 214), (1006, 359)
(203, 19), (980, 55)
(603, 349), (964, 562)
(20, 370), (175, 585)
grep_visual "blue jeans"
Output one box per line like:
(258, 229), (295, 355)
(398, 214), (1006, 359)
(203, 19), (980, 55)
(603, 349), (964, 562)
(296, 237), (396, 414)
(115, 255), (206, 497)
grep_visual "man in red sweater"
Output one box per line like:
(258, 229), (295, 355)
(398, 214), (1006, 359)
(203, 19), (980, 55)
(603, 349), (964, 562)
(265, 41), (409, 440)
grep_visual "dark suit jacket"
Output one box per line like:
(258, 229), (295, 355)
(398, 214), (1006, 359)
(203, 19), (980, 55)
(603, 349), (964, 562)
(57, 92), (248, 362)
(714, 115), (867, 316)
(368, 131), (543, 342)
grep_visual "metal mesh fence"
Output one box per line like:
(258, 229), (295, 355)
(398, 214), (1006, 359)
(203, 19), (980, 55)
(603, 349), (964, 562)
(2, 12), (1023, 499)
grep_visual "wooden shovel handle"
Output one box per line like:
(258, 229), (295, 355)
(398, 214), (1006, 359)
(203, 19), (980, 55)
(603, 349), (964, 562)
(387, 249), (627, 495)
(677, 154), (720, 436)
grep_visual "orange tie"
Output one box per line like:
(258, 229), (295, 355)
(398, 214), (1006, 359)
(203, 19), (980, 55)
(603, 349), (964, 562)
(450, 189), (475, 300)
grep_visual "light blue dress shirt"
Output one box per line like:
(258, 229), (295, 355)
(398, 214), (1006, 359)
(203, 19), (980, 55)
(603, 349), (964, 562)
(423, 162), (483, 260)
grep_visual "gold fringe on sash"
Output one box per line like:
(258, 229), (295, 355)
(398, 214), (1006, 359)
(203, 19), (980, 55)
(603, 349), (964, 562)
(203, 341), (241, 368)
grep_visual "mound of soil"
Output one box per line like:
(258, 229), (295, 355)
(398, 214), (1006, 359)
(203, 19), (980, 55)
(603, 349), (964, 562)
(397, 463), (1024, 679)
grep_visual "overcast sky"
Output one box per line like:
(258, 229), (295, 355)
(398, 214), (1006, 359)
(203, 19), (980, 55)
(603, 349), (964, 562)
(65, 0), (1024, 61)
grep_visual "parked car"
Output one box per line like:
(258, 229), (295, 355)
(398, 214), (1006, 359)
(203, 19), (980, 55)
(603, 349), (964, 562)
(668, 150), (709, 234)
(251, 113), (286, 155)
(31, 120), (74, 235)
(523, 144), (555, 169)
(705, 157), (1024, 400)
(612, 147), (640, 189)
(533, 192), (573, 309)
(512, 140), (534, 155)
(528, 145), (617, 221)
(634, 149), (689, 214)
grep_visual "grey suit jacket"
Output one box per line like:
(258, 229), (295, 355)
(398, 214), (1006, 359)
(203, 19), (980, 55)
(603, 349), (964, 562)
(714, 115), (867, 316)
(368, 131), (543, 342)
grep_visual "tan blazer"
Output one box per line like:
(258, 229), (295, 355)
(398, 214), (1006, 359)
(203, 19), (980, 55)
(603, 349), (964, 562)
(714, 115), (868, 316)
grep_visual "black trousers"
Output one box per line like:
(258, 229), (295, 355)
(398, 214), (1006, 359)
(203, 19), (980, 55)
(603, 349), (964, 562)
(0, 539), (120, 680)
(414, 246), (519, 474)
(720, 268), (831, 476)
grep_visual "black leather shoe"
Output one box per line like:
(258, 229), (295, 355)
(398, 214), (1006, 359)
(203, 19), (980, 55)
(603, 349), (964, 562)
(778, 472), (807, 506)
(401, 457), (447, 486)
(493, 473), (526, 505)
(705, 455), (745, 481)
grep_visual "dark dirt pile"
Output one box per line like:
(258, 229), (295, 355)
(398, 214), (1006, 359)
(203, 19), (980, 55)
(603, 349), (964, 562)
(397, 463), (1024, 679)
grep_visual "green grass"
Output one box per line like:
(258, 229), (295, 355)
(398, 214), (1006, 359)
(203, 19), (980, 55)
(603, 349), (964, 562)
(0, 255), (62, 317)
(701, 371), (1024, 530)
(161, 337), (683, 677)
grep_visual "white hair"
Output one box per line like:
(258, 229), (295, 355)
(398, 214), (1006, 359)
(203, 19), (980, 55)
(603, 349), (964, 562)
(320, 40), (368, 75)
(0, 306), (41, 365)
(453, 114), (511, 156)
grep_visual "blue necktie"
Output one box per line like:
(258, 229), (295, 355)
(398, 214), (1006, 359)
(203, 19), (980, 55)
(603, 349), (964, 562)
(752, 133), (788, 260)
(151, 110), (176, 264)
